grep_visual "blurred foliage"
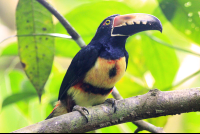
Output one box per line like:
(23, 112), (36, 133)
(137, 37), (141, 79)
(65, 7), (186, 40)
(0, 0), (200, 133)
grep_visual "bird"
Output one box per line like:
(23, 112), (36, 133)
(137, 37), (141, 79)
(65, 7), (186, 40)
(46, 13), (162, 120)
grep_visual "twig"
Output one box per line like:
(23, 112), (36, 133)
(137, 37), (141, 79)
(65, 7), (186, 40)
(146, 33), (200, 57)
(12, 88), (200, 133)
(133, 120), (165, 133)
(112, 87), (123, 100)
(0, 33), (71, 44)
(164, 69), (200, 90)
(37, 0), (86, 48)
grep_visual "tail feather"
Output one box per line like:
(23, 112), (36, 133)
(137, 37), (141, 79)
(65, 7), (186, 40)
(46, 109), (55, 120)
(46, 100), (68, 120)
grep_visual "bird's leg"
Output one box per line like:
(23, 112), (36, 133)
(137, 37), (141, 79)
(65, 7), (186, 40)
(72, 105), (89, 122)
(104, 98), (117, 113)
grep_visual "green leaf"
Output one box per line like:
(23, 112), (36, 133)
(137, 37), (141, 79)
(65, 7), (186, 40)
(0, 105), (29, 132)
(8, 70), (25, 93)
(1, 91), (37, 108)
(99, 124), (123, 133)
(0, 42), (18, 56)
(45, 62), (66, 98)
(142, 34), (179, 89)
(182, 112), (200, 133)
(158, 0), (200, 45)
(145, 116), (168, 128)
(16, 0), (54, 100)
(126, 33), (180, 90)
(115, 74), (146, 98)
(55, 38), (80, 58)
(63, 1), (135, 37)
(52, 0), (103, 15)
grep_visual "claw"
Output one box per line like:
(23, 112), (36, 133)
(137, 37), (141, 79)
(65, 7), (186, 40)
(72, 105), (89, 122)
(82, 107), (89, 115)
(104, 98), (117, 113)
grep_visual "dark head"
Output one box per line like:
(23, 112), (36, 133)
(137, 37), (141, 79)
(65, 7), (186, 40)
(91, 13), (162, 44)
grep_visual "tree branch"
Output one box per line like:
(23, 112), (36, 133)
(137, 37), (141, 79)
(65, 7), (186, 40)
(133, 120), (165, 133)
(12, 88), (200, 133)
(112, 87), (165, 133)
(37, 0), (86, 48)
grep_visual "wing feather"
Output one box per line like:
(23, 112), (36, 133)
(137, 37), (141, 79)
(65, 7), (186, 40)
(58, 45), (101, 100)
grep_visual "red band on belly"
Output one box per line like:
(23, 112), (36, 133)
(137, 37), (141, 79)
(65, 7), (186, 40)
(73, 81), (113, 95)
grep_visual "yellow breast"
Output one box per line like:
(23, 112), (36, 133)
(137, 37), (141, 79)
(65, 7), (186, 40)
(84, 56), (126, 88)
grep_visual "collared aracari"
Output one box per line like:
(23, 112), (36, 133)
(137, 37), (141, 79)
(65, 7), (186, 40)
(46, 13), (162, 119)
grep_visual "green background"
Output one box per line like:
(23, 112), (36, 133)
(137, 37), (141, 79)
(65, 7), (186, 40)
(0, 0), (200, 133)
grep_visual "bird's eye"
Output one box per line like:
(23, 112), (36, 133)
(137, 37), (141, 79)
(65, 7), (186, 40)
(105, 20), (110, 25)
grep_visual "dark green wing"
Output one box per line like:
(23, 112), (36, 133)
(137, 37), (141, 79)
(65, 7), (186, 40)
(58, 45), (101, 100)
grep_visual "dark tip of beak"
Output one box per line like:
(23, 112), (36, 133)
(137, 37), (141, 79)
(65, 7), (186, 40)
(152, 16), (163, 33)
(157, 21), (163, 33)
(160, 27), (163, 33)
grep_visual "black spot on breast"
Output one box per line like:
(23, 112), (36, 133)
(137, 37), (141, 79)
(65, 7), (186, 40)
(109, 66), (116, 78)
(42, 27), (47, 31)
(21, 62), (26, 68)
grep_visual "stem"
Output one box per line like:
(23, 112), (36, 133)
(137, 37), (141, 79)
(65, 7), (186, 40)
(146, 33), (200, 57)
(164, 69), (200, 90)
(37, 0), (86, 47)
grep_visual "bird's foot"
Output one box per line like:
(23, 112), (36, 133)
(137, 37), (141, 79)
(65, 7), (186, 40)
(104, 98), (117, 113)
(72, 105), (89, 123)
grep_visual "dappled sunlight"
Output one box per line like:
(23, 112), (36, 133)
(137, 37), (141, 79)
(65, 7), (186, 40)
(144, 71), (155, 89)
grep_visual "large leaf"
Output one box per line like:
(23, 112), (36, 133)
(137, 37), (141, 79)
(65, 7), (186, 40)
(52, 0), (103, 15)
(143, 34), (180, 89)
(1, 70), (37, 109)
(63, 1), (135, 36)
(8, 70), (26, 93)
(55, 38), (80, 58)
(158, 0), (200, 45)
(1, 91), (37, 108)
(16, 0), (54, 100)
(125, 32), (180, 90)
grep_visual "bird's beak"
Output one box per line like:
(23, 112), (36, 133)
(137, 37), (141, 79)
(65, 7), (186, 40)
(111, 13), (162, 36)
